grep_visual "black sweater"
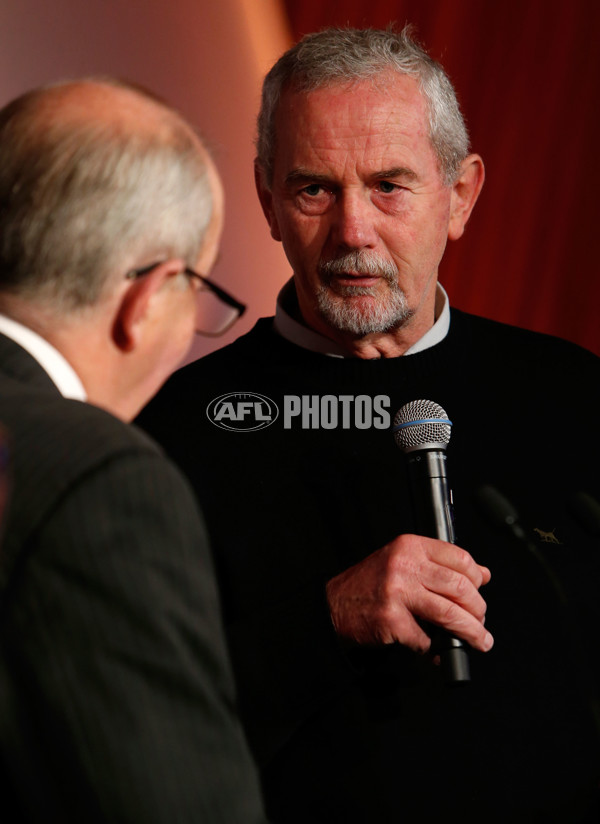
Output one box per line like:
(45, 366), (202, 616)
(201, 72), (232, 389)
(138, 308), (600, 823)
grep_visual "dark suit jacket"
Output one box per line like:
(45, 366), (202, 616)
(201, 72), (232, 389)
(0, 333), (266, 823)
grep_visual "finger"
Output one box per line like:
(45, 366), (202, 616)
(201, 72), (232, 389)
(425, 540), (490, 589)
(415, 592), (494, 652)
(420, 565), (488, 621)
(382, 603), (433, 653)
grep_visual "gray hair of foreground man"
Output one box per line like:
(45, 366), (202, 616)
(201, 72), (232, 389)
(0, 78), (213, 313)
(256, 26), (469, 187)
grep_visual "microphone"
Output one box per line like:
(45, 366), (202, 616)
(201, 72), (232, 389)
(475, 485), (600, 606)
(475, 484), (567, 607)
(568, 491), (600, 537)
(476, 484), (600, 736)
(393, 399), (470, 684)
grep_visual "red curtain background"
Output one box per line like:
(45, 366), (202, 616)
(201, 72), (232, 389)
(281, 0), (600, 357)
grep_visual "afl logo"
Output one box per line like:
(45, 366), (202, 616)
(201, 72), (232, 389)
(207, 392), (279, 432)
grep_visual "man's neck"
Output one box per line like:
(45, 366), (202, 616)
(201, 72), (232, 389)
(302, 312), (435, 359)
(0, 297), (128, 418)
(0, 311), (87, 400)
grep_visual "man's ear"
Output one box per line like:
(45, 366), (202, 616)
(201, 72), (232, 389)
(448, 154), (485, 241)
(113, 259), (184, 352)
(254, 159), (282, 242)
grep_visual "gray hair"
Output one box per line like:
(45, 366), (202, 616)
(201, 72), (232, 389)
(0, 78), (213, 313)
(256, 26), (469, 187)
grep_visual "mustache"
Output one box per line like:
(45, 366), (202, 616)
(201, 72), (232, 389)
(318, 250), (398, 283)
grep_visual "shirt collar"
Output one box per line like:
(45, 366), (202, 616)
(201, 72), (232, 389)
(0, 314), (87, 400)
(273, 279), (450, 357)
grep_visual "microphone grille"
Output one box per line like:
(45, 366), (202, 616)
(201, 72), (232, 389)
(393, 399), (452, 452)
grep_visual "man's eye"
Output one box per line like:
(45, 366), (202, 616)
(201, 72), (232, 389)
(378, 180), (397, 194)
(302, 184), (324, 197)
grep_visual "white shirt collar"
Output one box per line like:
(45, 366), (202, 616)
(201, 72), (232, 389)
(0, 314), (87, 400)
(273, 279), (450, 357)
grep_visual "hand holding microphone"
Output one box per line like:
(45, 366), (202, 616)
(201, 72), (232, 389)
(393, 399), (493, 682)
(326, 532), (492, 655)
(326, 399), (492, 678)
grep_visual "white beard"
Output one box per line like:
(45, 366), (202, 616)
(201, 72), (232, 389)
(316, 250), (413, 337)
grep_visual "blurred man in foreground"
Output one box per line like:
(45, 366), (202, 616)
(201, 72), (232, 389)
(139, 27), (600, 823)
(0, 78), (264, 822)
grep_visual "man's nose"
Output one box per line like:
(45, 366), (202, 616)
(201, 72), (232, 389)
(330, 191), (378, 250)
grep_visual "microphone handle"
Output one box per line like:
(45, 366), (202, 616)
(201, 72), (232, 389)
(407, 450), (471, 683)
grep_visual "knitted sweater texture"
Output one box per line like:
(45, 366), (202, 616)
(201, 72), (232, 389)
(139, 308), (600, 823)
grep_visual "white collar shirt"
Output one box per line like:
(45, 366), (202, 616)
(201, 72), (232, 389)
(273, 279), (451, 358)
(0, 314), (87, 401)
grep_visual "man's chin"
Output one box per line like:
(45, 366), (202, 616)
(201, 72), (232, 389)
(316, 293), (413, 337)
(326, 283), (380, 298)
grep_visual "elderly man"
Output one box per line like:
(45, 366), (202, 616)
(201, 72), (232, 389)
(139, 28), (600, 822)
(0, 79), (265, 822)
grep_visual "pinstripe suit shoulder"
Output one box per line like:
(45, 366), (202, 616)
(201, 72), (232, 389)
(0, 333), (265, 823)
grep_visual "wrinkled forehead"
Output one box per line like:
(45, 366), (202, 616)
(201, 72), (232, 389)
(276, 72), (427, 137)
(271, 73), (432, 172)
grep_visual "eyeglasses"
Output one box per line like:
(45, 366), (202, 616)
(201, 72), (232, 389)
(126, 262), (246, 336)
